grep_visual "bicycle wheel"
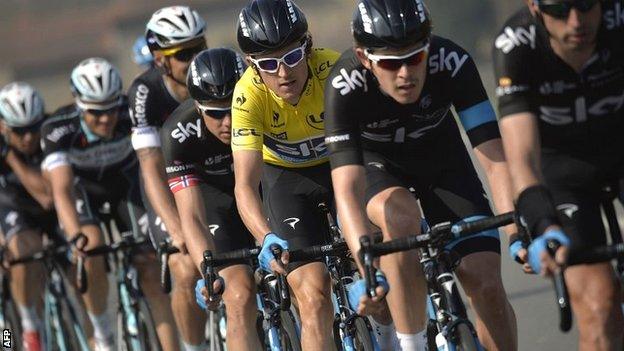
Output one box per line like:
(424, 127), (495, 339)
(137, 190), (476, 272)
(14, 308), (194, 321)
(352, 317), (375, 351)
(207, 310), (226, 351)
(278, 310), (301, 351)
(1, 300), (23, 351)
(452, 322), (479, 351)
(137, 298), (162, 351)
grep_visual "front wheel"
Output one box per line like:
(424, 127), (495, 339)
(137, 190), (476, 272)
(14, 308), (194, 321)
(278, 310), (301, 351)
(452, 322), (480, 351)
(351, 317), (375, 351)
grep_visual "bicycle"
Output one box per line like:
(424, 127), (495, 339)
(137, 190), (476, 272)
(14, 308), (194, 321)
(10, 240), (90, 351)
(280, 202), (377, 351)
(77, 232), (161, 351)
(358, 212), (515, 351)
(0, 244), (23, 350)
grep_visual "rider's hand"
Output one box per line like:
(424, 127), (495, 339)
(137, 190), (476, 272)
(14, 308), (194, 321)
(195, 277), (224, 311)
(259, 233), (289, 275)
(348, 272), (390, 316)
(528, 228), (570, 277)
(509, 238), (534, 274)
(0, 137), (11, 160)
(69, 233), (88, 263)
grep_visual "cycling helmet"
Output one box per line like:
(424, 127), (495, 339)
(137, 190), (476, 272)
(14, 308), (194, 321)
(187, 48), (247, 102)
(237, 0), (308, 55)
(70, 58), (123, 110)
(0, 82), (45, 127)
(352, 0), (432, 50)
(133, 36), (154, 68)
(146, 6), (206, 51)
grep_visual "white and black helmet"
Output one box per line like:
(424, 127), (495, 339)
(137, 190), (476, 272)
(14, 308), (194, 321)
(0, 82), (45, 128)
(146, 6), (206, 51)
(70, 57), (123, 110)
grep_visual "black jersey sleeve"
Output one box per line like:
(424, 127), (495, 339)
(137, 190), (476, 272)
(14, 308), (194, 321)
(160, 102), (202, 194)
(437, 38), (501, 146)
(492, 11), (536, 119)
(323, 50), (367, 169)
(128, 74), (162, 150)
(40, 107), (78, 171)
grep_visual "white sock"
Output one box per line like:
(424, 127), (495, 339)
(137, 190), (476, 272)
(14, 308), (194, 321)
(17, 304), (40, 332)
(369, 317), (397, 351)
(88, 312), (113, 344)
(182, 341), (207, 351)
(396, 330), (428, 351)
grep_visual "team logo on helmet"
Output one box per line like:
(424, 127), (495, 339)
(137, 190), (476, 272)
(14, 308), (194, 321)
(358, 3), (373, 34)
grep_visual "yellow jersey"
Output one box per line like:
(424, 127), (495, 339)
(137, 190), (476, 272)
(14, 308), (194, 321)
(231, 48), (339, 168)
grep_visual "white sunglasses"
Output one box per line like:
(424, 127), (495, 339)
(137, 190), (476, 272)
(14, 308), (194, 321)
(249, 43), (307, 73)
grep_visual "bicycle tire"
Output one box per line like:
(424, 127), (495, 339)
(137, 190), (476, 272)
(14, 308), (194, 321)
(206, 310), (226, 351)
(279, 310), (302, 351)
(137, 298), (162, 351)
(57, 296), (89, 351)
(453, 323), (479, 351)
(2, 299), (23, 351)
(352, 317), (375, 351)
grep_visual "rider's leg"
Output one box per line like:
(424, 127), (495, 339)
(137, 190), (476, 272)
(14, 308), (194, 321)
(366, 187), (427, 344)
(287, 262), (336, 351)
(219, 264), (262, 351)
(135, 251), (180, 351)
(168, 253), (207, 348)
(7, 229), (44, 333)
(456, 251), (517, 351)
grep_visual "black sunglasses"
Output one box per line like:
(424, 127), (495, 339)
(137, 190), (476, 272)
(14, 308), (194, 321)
(10, 121), (43, 135)
(86, 106), (120, 117)
(170, 43), (207, 62)
(538, 0), (599, 19)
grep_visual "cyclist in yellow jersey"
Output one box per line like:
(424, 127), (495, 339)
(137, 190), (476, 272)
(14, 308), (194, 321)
(231, 1), (339, 350)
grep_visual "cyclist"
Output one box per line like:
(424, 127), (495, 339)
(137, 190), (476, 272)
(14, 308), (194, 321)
(231, 0), (343, 349)
(132, 35), (154, 70)
(324, 0), (519, 350)
(127, 6), (209, 350)
(161, 48), (261, 350)
(0, 82), (54, 351)
(493, 0), (624, 349)
(41, 58), (178, 351)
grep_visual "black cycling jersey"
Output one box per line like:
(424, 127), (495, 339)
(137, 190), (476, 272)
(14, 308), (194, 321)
(161, 99), (234, 192)
(41, 101), (137, 182)
(324, 35), (500, 170)
(128, 67), (181, 150)
(0, 142), (45, 211)
(493, 1), (624, 156)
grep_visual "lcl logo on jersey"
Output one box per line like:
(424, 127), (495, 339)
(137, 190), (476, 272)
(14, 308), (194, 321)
(306, 112), (324, 130)
(171, 118), (202, 143)
(332, 68), (368, 95)
(428, 48), (468, 78)
(495, 25), (536, 54)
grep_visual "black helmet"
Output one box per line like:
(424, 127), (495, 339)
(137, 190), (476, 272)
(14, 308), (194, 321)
(186, 48), (247, 102)
(237, 0), (308, 55)
(352, 0), (432, 50)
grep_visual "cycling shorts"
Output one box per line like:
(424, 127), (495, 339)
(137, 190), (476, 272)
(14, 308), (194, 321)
(0, 204), (57, 243)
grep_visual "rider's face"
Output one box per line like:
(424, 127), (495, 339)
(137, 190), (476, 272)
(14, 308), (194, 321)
(532, 0), (601, 51)
(196, 99), (232, 145)
(82, 105), (120, 139)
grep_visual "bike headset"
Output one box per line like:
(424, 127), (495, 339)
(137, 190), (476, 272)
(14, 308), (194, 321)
(145, 6), (207, 86)
(0, 82), (46, 131)
(237, 0), (312, 77)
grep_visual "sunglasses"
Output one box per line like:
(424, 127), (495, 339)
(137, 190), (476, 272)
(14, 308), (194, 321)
(538, 0), (599, 19)
(161, 42), (207, 62)
(365, 42), (430, 71)
(86, 106), (120, 117)
(197, 103), (231, 120)
(249, 44), (306, 73)
(10, 120), (43, 135)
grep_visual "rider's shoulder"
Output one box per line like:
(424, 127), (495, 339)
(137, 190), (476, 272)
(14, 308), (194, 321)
(128, 66), (162, 96)
(493, 7), (541, 56)
(308, 47), (341, 81)
(41, 104), (80, 143)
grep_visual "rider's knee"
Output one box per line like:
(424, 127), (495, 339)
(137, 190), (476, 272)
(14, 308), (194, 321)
(7, 230), (42, 256)
(168, 254), (199, 291)
(296, 280), (333, 319)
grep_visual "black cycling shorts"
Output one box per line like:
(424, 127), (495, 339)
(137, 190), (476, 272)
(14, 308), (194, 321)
(542, 150), (624, 251)
(0, 204), (57, 243)
(363, 148), (500, 257)
(261, 162), (334, 270)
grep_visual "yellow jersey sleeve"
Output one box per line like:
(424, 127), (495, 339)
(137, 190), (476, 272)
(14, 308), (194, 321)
(231, 48), (340, 167)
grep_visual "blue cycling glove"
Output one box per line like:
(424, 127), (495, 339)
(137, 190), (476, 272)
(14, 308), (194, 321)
(259, 233), (289, 272)
(509, 240), (525, 264)
(195, 279), (207, 310)
(528, 229), (571, 274)
(347, 272), (390, 312)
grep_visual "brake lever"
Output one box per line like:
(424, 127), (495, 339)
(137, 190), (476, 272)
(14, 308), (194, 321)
(547, 239), (572, 332)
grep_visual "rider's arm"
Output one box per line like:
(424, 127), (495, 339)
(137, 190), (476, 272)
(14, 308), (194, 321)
(232, 150), (270, 242)
(172, 185), (215, 271)
(47, 164), (81, 239)
(4, 150), (53, 210)
(136, 146), (184, 242)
